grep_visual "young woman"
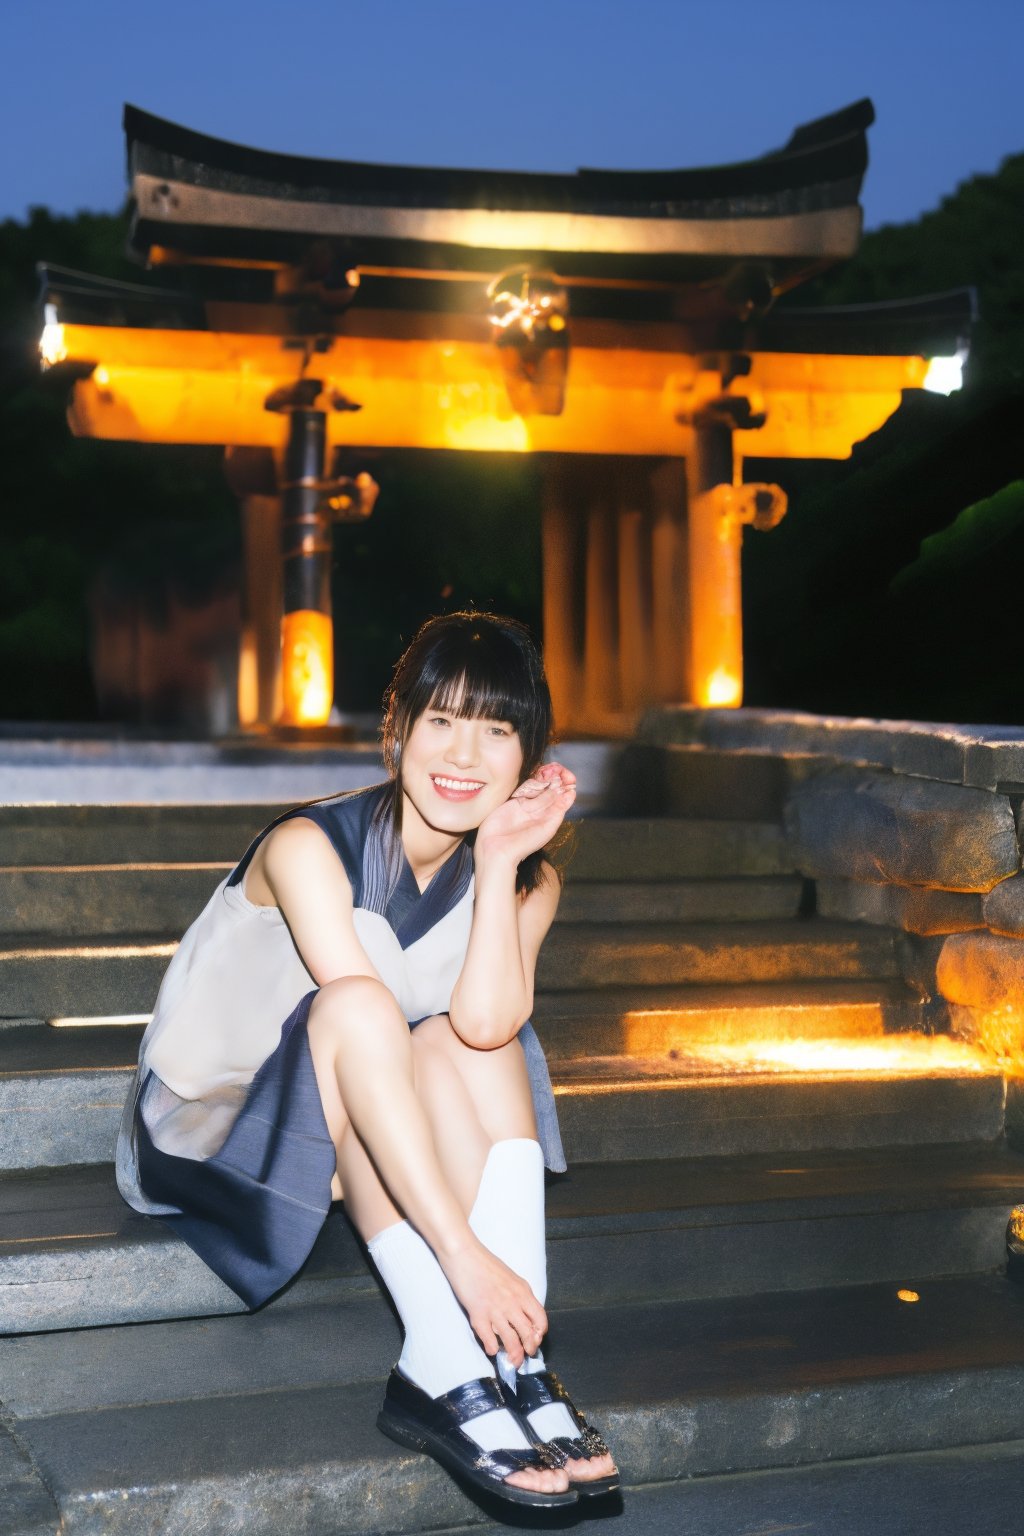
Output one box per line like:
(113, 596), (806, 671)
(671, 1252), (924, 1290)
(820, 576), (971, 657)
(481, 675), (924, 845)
(116, 610), (617, 1510)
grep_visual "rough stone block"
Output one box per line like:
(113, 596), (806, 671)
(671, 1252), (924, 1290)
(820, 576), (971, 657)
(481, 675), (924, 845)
(817, 879), (984, 935)
(937, 931), (1024, 1010)
(984, 874), (1024, 938)
(785, 768), (1019, 891)
(939, 932), (1024, 1064)
(1005, 1076), (1024, 1152)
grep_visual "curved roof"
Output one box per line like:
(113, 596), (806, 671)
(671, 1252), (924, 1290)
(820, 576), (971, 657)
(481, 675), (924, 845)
(124, 100), (873, 280)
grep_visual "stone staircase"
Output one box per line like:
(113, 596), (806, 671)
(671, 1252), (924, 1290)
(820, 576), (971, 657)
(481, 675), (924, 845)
(3, 749), (1024, 1534)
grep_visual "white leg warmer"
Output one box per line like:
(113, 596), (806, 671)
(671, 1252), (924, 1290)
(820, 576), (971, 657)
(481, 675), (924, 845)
(467, 1138), (580, 1447)
(366, 1219), (531, 1454)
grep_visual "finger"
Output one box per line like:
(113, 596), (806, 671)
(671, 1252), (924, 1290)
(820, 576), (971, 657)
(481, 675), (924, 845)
(496, 1324), (525, 1369)
(523, 1298), (548, 1339)
(472, 1314), (500, 1356)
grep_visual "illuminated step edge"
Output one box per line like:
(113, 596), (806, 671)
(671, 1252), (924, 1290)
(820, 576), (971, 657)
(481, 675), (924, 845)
(0, 1042), (1006, 1174)
(535, 978), (925, 1055)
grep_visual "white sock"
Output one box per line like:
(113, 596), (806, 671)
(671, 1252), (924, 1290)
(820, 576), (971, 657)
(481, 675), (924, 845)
(468, 1138), (580, 1448)
(366, 1218), (531, 1454)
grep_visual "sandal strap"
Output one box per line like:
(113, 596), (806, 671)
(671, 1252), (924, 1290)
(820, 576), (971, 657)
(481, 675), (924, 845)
(384, 1369), (563, 1471)
(515, 1371), (610, 1458)
(431, 1373), (514, 1427)
(471, 1443), (557, 1479)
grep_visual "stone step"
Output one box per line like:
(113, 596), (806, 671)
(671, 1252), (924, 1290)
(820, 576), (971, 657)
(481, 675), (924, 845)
(606, 741), (792, 819)
(569, 816), (795, 879)
(0, 803), (291, 866)
(0, 865), (232, 939)
(555, 875), (804, 924)
(0, 918), (900, 1020)
(423, 1441), (1024, 1536)
(536, 918), (902, 992)
(0, 939), (175, 1021)
(536, 977), (924, 1057)
(2, 1141), (1021, 1334)
(553, 1052), (1005, 1161)
(4, 1017), (995, 1173)
(0, 804), (796, 879)
(0, 866), (807, 939)
(4, 1273), (1024, 1533)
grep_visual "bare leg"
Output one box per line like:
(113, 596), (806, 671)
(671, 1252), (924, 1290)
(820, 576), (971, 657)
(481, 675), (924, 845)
(304, 977), (566, 1497)
(413, 1016), (617, 1488)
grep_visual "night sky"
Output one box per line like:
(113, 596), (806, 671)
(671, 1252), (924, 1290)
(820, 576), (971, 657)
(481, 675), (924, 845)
(2, 0), (1021, 231)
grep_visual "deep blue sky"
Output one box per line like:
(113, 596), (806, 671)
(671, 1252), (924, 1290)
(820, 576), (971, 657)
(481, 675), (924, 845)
(2, 0), (1020, 231)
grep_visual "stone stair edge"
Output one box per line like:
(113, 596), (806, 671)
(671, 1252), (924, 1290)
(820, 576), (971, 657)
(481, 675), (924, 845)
(6, 1275), (1024, 1535)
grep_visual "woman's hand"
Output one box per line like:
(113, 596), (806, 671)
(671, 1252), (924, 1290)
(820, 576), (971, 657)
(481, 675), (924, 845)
(441, 1239), (547, 1366)
(474, 761), (576, 869)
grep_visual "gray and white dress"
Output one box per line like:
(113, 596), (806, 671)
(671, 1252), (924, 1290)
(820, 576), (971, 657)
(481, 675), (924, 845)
(115, 781), (565, 1309)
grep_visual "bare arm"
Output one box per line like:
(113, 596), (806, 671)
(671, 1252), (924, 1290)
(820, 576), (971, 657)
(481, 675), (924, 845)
(448, 762), (575, 1049)
(254, 818), (383, 985)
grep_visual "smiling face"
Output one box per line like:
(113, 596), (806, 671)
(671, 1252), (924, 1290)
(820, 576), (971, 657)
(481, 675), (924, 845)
(399, 694), (525, 838)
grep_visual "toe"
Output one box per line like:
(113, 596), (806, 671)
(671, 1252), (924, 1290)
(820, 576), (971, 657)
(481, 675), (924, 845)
(565, 1451), (617, 1482)
(505, 1466), (570, 1494)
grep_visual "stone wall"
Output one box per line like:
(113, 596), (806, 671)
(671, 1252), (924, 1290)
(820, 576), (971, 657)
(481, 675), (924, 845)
(633, 707), (1024, 1078)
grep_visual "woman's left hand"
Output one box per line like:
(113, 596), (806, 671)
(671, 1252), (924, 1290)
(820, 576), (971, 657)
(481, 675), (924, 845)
(474, 761), (576, 868)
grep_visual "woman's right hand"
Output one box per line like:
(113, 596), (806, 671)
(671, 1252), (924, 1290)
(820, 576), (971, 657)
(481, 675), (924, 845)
(441, 1238), (547, 1367)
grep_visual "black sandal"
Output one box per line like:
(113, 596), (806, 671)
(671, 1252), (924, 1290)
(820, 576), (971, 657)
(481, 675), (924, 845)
(514, 1369), (620, 1498)
(376, 1367), (579, 1509)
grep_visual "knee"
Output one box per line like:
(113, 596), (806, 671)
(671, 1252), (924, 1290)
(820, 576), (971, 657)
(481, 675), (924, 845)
(309, 975), (404, 1045)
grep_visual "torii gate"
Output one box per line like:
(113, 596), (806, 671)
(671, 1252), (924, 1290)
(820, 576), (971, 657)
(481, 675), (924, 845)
(39, 100), (972, 733)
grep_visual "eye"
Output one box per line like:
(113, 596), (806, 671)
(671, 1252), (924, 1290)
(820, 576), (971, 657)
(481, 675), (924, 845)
(429, 715), (450, 727)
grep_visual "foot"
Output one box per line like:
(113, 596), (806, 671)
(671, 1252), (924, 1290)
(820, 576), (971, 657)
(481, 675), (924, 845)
(377, 1369), (576, 1509)
(514, 1369), (619, 1496)
(561, 1447), (617, 1487)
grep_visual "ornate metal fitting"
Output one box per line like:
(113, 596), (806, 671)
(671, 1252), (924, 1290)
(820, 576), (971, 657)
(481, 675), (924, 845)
(487, 268), (569, 417)
(673, 353), (767, 431)
(705, 482), (788, 533)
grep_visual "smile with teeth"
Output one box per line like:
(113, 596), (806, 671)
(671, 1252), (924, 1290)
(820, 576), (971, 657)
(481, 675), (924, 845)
(431, 774), (485, 794)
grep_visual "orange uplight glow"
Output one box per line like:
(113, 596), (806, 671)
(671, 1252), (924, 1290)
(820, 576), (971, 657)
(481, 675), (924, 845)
(703, 667), (743, 707)
(280, 609), (333, 726)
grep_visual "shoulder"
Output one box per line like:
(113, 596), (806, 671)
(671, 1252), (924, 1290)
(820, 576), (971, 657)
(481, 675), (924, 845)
(262, 816), (354, 898)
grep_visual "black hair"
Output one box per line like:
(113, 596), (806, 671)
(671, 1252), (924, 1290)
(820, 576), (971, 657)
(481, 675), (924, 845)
(379, 610), (567, 897)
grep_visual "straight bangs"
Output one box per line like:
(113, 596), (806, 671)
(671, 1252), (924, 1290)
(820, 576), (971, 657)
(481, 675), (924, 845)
(382, 613), (552, 780)
(378, 611), (564, 899)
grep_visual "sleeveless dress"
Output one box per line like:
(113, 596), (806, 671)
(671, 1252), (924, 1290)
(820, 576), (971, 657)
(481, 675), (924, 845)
(115, 782), (566, 1309)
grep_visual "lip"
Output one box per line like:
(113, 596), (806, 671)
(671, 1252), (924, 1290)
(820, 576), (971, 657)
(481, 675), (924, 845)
(430, 773), (486, 802)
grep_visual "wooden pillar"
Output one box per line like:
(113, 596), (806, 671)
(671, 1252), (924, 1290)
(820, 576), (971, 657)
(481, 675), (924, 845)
(649, 458), (691, 705)
(237, 493), (283, 730)
(540, 459), (586, 738)
(686, 421), (744, 708)
(540, 455), (695, 734)
(583, 493), (620, 726)
(616, 469), (654, 712)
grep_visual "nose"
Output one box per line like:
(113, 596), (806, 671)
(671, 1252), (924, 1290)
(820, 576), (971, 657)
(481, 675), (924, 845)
(444, 720), (481, 769)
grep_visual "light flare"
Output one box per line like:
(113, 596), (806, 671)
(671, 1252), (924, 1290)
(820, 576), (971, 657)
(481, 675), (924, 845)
(702, 667), (743, 707)
(280, 608), (334, 727)
(39, 305), (67, 368)
(923, 351), (966, 396)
